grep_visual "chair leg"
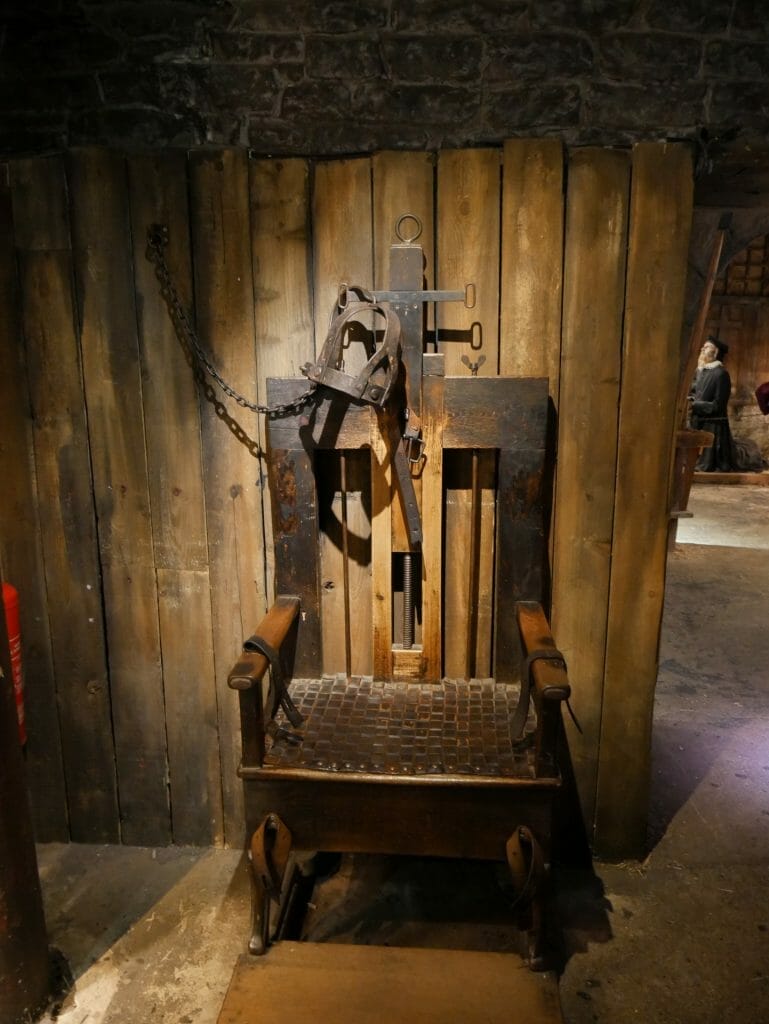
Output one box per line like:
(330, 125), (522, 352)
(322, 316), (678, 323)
(247, 813), (293, 955)
(505, 825), (547, 971)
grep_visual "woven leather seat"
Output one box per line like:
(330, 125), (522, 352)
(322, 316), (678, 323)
(265, 676), (535, 778)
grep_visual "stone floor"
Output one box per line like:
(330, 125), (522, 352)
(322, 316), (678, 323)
(35, 484), (769, 1023)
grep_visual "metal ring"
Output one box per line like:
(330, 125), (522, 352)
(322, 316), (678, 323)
(395, 213), (423, 244)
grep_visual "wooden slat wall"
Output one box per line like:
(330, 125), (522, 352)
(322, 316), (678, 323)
(1, 142), (692, 854)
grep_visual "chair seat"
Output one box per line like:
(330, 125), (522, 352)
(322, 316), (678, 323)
(265, 676), (536, 779)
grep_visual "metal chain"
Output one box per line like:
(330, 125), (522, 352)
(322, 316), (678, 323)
(145, 224), (318, 419)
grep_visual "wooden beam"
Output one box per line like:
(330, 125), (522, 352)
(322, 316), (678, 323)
(595, 142), (694, 859)
(551, 148), (630, 837)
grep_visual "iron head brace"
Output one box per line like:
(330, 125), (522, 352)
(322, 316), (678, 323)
(301, 287), (402, 407)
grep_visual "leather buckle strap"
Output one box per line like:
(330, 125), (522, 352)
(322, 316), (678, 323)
(243, 633), (304, 731)
(511, 647), (567, 741)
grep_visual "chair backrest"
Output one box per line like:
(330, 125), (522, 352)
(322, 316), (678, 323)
(265, 367), (550, 683)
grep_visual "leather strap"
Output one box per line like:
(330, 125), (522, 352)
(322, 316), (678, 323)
(510, 647), (567, 740)
(505, 825), (545, 910)
(251, 814), (292, 902)
(243, 633), (304, 730)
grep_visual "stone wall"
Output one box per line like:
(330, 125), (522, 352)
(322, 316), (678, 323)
(2, 0), (768, 157)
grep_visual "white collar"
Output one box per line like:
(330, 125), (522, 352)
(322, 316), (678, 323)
(703, 360), (722, 369)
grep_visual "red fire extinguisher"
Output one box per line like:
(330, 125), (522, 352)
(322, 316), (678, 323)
(2, 581), (27, 746)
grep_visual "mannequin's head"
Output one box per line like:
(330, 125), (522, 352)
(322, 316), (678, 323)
(699, 340), (719, 365)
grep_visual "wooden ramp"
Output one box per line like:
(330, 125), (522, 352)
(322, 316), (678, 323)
(218, 943), (564, 1024)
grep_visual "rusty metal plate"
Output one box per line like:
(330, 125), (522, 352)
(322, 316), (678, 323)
(265, 676), (535, 778)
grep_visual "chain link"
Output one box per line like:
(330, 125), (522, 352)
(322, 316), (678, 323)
(146, 224), (318, 419)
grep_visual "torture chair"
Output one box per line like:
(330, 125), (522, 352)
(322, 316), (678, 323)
(228, 218), (572, 970)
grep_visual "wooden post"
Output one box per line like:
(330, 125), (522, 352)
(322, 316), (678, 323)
(551, 148), (630, 836)
(595, 143), (694, 859)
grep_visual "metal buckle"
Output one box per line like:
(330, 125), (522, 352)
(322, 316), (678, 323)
(405, 434), (425, 465)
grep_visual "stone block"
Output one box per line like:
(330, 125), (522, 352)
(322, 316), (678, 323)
(704, 41), (769, 81)
(585, 80), (707, 128)
(0, 112), (67, 156)
(485, 83), (581, 131)
(394, 0), (527, 33)
(98, 68), (162, 106)
(87, 1), (219, 40)
(305, 35), (384, 78)
(248, 117), (387, 156)
(208, 31), (304, 64)
(3, 24), (122, 75)
(158, 65), (199, 112)
(486, 33), (594, 81)
(598, 32), (702, 82)
(352, 82), (480, 125)
(731, 0), (769, 40)
(281, 80), (353, 120)
(530, 0), (636, 32)
(69, 106), (201, 147)
(382, 35), (484, 83)
(0, 74), (101, 113)
(644, 0), (731, 34)
(235, 0), (389, 33)
(710, 83), (769, 129)
(191, 65), (280, 114)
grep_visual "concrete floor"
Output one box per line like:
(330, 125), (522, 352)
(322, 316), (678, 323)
(34, 484), (769, 1024)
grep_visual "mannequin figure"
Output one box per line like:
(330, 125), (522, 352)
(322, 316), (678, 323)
(688, 337), (734, 471)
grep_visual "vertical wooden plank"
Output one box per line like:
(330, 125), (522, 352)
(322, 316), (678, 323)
(436, 149), (500, 376)
(371, 152), (435, 671)
(250, 157), (315, 602)
(313, 158), (374, 675)
(1, 161), (68, 840)
(494, 445), (548, 684)
(189, 148), (265, 845)
(370, 415), (393, 679)
(313, 158), (374, 366)
(128, 152), (218, 846)
(373, 151), (434, 293)
(596, 143), (694, 858)
(67, 148), (168, 844)
(319, 452), (372, 676)
(550, 149), (630, 834)
(268, 443), (322, 679)
(500, 139), (564, 399)
(420, 359), (445, 680)
(443, 455), (497, 677)
(437, 150), (500, 677)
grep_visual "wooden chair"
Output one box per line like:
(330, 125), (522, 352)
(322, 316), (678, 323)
(228, 223), (572, 969)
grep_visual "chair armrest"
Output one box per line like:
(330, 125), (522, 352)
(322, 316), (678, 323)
(515, 600), (571, 778)
(228, 595), (300, 691)
(229, 595), (300, 767)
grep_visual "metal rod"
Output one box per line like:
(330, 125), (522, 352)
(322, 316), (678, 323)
(465, 449), (481, 680)
(340, 452), (352, 680)
(402, 553), (414, 649)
